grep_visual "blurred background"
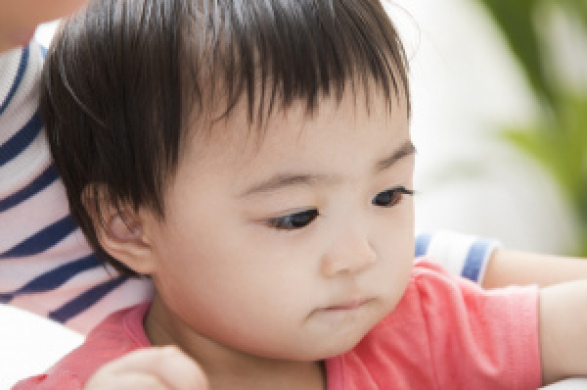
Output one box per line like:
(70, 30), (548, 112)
(1, 0), (586, 387)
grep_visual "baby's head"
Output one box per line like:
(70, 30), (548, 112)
(43, 0), (416, 361)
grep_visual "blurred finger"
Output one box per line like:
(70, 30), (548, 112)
(104, 346), (209, 390)
(86, 372), (168, 390)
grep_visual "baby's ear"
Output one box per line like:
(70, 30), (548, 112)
(83, 185), (156, 276)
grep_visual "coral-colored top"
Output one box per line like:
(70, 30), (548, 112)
(15, 260), (541, 389)
(325, 260), (541, 389)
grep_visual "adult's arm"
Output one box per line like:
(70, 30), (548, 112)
(417, 230), (587, 289)
(483, 250), (587, 288)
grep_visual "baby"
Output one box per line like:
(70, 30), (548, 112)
(16, 0), (587, 388)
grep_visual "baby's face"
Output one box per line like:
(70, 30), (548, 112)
(142, 89), (415, 361)
(0, 0), (87, 52)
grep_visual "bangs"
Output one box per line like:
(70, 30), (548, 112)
(184, 0), (410, 124)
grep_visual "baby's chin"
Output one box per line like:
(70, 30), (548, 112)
(291, 299), (397, 361)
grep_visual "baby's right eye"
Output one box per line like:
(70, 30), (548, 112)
(267, 209), (319, 230)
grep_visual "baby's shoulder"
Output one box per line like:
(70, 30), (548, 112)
(386, 258), (537, 326)
(13, 304), (149, 389)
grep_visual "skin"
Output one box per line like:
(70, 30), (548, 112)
(0, 0), (87, 52)
(540, 281), (587, 384)
(100, 89), (416, 390)
(483, 250), (587, 289)
(85, 346), (209, 390)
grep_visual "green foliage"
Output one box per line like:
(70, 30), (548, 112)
(474, 0), (587, 254)
(476, 0), (553, 103)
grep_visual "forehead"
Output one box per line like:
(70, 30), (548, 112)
(179, 88), (410, 186)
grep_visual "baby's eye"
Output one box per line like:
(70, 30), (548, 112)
(268, 209), (319, 230)
(372, 187), (414, 207)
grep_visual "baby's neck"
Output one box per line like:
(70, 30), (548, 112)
(144, 296), (326, 390)
(204, 358), (325, 390)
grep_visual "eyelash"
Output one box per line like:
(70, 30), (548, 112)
(268, 209), (319, 230)
(267, 187), (414, 231)
(372, 186), (415, 207)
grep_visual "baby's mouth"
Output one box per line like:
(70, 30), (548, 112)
(323, 297), (373, 311)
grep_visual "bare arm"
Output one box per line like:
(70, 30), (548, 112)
(482, 250), (587, 289)
(540, 281), (587, 385)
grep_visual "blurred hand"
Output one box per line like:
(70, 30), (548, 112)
(85, 346), (209, 390)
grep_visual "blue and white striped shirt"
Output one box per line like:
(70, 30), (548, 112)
(0, 42), (153, 333)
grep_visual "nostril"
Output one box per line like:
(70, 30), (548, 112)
(321, 239), (377, 277)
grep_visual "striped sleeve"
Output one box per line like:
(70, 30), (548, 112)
(415, 230), (501, 284)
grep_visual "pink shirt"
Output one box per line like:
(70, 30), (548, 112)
(14, 260), (541, 389)
(326, 260), (541, 389)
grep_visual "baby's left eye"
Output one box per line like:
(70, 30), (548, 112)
(372, 187), (414, 207)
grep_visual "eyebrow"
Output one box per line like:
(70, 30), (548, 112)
(375, 140), (416, 172)
(239, 139), (416, 197)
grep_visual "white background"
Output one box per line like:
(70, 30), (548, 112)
(1, 0), (583, 388)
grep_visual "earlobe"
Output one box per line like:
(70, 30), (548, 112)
(97, 210), (157, 276)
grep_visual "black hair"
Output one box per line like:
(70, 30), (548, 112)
(41, 0), (410, 275)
